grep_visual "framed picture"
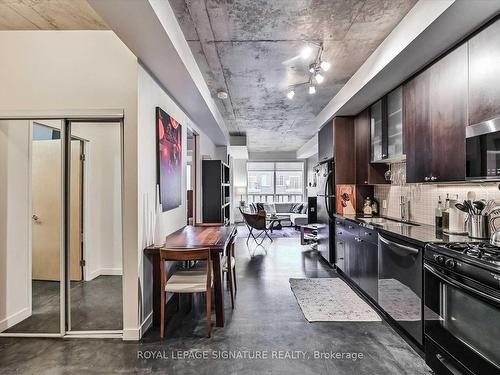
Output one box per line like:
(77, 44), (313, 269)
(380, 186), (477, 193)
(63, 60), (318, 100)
(156, 106), (182, 212)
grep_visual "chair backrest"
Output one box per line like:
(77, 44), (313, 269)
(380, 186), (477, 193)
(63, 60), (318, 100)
(159, 247), (212, 293)
(240, 209), (266, 230)
(160, 247), (211, 262)
(225, 230), (237, 256)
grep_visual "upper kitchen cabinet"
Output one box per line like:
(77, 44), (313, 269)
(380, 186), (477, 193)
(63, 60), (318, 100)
(334, 117), (356, 184)
(429, 44), (467, 182)
(468, 18), (500, 126)
(370, 86), (404, 163)
(387, 86), (404, 158)
(370, 99), (384, 162)
(318, 121), (333, 164)
(404, 44), (468, 183)
(355, 109), (388, 185)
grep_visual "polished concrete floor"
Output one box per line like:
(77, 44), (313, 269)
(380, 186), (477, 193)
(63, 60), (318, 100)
(0, 236), (430, 374)
(5, 275), (122, 333)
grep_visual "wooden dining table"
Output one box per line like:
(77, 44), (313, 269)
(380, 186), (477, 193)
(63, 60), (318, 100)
(144, 224), (236, 328)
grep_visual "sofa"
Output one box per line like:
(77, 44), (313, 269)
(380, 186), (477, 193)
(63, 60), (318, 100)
(247, 202), (308, 227)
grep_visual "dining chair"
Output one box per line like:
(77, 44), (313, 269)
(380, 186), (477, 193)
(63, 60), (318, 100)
(160, 247), (212, 338)
(222, 231), (237, 308)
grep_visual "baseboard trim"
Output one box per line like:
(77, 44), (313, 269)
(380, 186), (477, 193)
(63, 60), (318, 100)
(87, 268), (123, 281)
(122, 327), (140, 341)
(100, 268), (123, 276)
(0, 307), (31, 332)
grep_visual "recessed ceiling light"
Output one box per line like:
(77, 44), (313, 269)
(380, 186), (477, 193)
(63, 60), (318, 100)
(320, 61), (331, 71)
(301, 46), (312, 59)
(217, 90), (228, 99)
(315, 73), (324, 84)
(309, 85), (316, 95)
(286, 89), (295, 100)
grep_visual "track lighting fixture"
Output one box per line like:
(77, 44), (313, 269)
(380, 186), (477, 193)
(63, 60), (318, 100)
(285, 43), (330, 99)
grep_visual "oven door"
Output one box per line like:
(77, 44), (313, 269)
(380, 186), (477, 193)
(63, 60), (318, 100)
(424, 262), (500, 375)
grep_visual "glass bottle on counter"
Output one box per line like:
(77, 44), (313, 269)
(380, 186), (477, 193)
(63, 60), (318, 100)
(442, 194), (450, 232)
(435, 196), (443, 232)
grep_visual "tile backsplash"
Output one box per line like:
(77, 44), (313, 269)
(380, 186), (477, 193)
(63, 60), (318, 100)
(374, 164), (500, 226)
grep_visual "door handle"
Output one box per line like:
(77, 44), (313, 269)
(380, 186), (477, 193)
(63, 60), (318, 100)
(435, 354), (463, 375)
(32, 214), (39, 222)
(379, 235), (419, 254)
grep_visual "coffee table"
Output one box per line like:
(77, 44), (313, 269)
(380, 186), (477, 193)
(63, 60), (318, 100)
(266, 216), (283, 233)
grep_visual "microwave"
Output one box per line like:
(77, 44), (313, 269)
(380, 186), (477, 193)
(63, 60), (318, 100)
(466, 117), (500, 180)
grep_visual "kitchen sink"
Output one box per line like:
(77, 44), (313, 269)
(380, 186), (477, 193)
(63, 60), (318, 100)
(357, 217), (419, 226)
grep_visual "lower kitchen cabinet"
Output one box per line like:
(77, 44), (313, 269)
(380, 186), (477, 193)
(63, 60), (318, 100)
(358, 229), (378, 301)
(335, 220), (378, 302)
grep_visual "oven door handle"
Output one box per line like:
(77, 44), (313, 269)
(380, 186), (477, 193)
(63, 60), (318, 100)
(424, 263), (500, 305)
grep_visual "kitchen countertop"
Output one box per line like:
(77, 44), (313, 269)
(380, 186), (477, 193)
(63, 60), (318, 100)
(333, 213), (476, 246)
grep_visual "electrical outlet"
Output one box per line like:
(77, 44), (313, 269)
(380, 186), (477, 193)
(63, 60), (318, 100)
(382, 200), (387, 209)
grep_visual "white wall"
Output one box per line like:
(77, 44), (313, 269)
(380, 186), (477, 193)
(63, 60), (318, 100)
(0, 120), (31, 331)
(306, 153), (319, 197)
(0, 31), (139, 339)
(231, 159), (247, 223)
(72, 123), (123, 280)
(137, 64), (217, 335)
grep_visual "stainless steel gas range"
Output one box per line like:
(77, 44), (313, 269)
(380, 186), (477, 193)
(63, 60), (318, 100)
(424, 242), (500, 375)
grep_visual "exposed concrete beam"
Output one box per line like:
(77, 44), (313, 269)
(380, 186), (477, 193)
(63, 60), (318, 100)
(296, 135), (318, 160)
(89, 0), (229, 145)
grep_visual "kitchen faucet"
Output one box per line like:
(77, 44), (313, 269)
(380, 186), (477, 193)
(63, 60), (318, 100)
(400, 195), (410, 222)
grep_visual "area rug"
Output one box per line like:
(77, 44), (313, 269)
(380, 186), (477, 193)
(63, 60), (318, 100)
(289, 278), (382, 322)
(236, 224), (299, 239)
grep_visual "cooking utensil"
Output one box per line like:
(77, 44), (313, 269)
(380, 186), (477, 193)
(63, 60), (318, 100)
(473, 200), (486, 213)
(454, 203), (468, 213)
(463, 200), (475, 215)
(482, 200), (497, 216)
(467, 191), (476, 201)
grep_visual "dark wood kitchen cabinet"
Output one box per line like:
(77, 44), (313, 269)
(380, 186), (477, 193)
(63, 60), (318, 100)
(337, 220), (378, 302)
(468, 18), (500, 125)
(318, 121), (333, 164)
(355, 109), (388, 185)
(369, 86), (404, 163)
(404, 44), (467, 183)
(333, 117), (356, 184)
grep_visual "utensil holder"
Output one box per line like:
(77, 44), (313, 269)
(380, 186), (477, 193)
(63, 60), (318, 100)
(467, 214), (490, 239)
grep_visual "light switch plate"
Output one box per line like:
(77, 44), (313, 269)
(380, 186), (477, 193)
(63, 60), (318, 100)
(382, 200), (387, 209)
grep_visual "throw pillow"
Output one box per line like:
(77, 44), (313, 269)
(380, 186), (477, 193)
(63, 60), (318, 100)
(301, 203), (308, 214)
(292, 203), (303, 214)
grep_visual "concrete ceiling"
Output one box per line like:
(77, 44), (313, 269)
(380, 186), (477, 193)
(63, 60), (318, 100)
(0, 0), (107, 30)
(170, 0), (417, 152)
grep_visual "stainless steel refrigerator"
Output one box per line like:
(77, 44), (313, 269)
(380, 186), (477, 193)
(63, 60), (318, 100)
(315, 160), (335, 263)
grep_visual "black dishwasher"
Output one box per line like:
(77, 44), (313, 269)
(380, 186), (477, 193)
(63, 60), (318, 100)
(378, 234), (423, 346)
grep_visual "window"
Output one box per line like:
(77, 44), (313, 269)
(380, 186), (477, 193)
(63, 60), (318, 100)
(246, 162), (304, 203)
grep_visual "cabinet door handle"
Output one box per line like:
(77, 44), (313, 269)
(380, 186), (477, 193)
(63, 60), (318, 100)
(424, 176), (430, 182)
(430, 176), (438, 181)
